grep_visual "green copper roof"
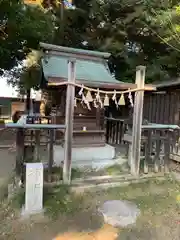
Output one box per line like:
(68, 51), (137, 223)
(40, 42), (137, 89)
(41, 55), (121, 85)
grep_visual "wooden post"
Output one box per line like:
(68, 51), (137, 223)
(63, 59), (76, 184)
(15, 128), (25, 183)
(26, 89), (31, 115)
(154, 132), (161, 173)
(130, 66), (146, 175)
(48, 129), (54, 182)
(34, 130), (40, 162)
(96, 107), (100, 129)
(164, 130), (170, 173)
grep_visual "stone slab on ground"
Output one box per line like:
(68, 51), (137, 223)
(99, 200), (140, 227)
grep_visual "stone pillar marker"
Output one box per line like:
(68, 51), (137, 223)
(23, 162), (43, 215)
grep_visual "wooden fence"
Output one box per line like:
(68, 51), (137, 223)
(110, 122), (180, 174)
(170, 129), (180, 162)
(140, 127), (171, 173)
(105, 118), (127, 145)
(143, 91), (180, 125)
(126, 125), (180, 174)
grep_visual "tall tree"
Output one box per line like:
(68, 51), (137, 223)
(0, 0), (54, 72)
(85, 0), (180, 82)
(2, 0), (180, 89)
(49, 0), (175, 82)
(148, 2), (180, 78)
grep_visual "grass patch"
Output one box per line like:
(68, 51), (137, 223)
(0, 173), (17, 201)
(0, 179), (9, 201)
(11, 176), (180, 220)
(117, 179), (180, 240)
(44, 185), (85, 219)
(10, 167), (83, 219)
(2, 176), (180, 239)
(81, 177), (180, 240)
(105, 163), (129, 175)
(82, 177), (180, 211)
(44, 166), (82, 181)
(105, 164), (123, 175)
(11, 188), (25, 209)
(11, 184), (85, 219)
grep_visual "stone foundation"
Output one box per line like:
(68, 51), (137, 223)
(53, 144), (118, 169)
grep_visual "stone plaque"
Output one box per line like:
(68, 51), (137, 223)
(25, 163), (43, 214)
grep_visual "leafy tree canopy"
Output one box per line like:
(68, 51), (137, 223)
(1, 0), (180, 91)
(0, 0), (54, 71)
(51, 0), (180, 82)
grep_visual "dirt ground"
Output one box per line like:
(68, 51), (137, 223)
(0, 149), (15, 177)
(0, 178), (179, 240)
(0, 130), (179, 240)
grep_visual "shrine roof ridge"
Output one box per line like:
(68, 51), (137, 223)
(40, 42), (110, 60)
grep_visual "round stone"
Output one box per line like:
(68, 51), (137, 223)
(99, 200), (140, 227)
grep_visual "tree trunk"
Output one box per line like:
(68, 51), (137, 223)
(26, 89), (31, 115)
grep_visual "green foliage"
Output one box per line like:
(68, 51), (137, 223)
(20, 50), (43, 90)
(0, 0), (54, 70)
(43, 166), (82, 181)
(12, 184), (85, 219)
(11, 166), (83, 218)
(44, 185), (84, 219)
(0, 0), (55, 92)
(2, 0), (180, 89)
(151, 3), (180, 78)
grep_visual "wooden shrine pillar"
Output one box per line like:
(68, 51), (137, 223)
(15, 128), (25, 184)
(130, 66), (146, 176)
(63, 59), (76, 184)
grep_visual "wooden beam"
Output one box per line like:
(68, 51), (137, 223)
(130, 66), (146, 175)
(47, 77), (137, 90)
(48, 129), (54, 182)
(63, 59), (76, 184)
(47, 77), (156, 91)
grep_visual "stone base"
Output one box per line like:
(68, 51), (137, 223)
(21, 205), (44, 219)
(53, 144), (118, 169)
